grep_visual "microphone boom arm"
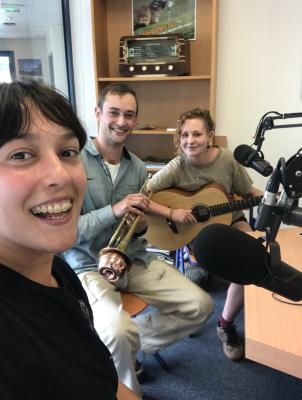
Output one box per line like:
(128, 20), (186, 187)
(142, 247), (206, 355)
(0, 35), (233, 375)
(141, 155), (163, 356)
(252, 112), (302, 247)
(254, 112), (302, 151)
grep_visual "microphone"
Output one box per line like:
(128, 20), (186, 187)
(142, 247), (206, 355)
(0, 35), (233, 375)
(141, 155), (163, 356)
(234, 144), (273, 177)
(193, 223), (302, 301)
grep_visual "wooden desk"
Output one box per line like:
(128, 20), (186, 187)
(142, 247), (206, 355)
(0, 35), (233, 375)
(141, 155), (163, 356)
(245, 228), (302, 379)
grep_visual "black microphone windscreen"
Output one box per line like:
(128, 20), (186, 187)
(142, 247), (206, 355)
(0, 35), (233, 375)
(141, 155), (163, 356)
(234, 144), (251, 166)
(234, 144), (273, 177)
(193, 223), (302, 301)
(193, 223), (267, 284)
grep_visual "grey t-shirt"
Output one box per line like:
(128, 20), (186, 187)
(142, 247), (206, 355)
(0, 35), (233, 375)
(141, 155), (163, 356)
(149, 147), (253, 221)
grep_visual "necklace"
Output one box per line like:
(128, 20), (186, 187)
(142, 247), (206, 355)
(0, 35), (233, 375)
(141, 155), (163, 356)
(186, 158), (206, 182)
(185, 146), (218, 182)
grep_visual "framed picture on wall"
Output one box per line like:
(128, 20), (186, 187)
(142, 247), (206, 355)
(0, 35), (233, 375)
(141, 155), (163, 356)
(132, 0), (196, 40)
(18, 58), (43, 76)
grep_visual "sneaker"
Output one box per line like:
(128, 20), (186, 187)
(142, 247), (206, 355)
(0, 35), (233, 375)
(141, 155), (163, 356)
(217, 324), (244, 360)
(135, 360), (144, 377)
(185, 262), (209, 287)
(184, 245), (209, 286)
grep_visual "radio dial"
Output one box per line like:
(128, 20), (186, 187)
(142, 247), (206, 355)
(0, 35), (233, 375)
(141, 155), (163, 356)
(119, 35), (190, 76)
(129, 66), (134, 72)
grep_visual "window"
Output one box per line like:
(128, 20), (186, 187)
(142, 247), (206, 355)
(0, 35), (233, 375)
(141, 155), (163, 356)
(0, 50), (16, 82)
(0, 0), (75, 106)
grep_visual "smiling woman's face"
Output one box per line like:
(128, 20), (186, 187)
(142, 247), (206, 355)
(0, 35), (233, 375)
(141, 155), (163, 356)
(180, 118), (212, 160)
(0, 109), (86, 259)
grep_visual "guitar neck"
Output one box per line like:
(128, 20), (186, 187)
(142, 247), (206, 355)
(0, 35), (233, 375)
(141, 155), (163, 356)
(209, 196), (262, 217)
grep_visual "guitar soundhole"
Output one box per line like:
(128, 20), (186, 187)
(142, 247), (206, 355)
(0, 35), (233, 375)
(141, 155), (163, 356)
(192, 204), (210, 223)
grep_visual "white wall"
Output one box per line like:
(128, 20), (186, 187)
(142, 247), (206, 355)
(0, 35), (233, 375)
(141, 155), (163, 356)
(216, 0), (302, 190)
(69, 0), (97, 135)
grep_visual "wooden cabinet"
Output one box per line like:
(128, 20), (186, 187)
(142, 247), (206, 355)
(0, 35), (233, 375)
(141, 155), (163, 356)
(91, 0), (218, 161)
(245, 228), (302, 379)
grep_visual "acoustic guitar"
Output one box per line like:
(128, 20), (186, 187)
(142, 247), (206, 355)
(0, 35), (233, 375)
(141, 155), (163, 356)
(145, 184), (262, 251)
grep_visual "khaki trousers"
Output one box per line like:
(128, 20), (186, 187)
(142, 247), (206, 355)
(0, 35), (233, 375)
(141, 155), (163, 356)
(79, 258), (213, 395)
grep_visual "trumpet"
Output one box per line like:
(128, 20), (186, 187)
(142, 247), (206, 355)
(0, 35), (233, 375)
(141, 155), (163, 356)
(98, 176), (152, 282)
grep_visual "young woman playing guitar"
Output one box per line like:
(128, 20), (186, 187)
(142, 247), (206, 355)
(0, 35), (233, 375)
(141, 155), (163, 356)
(148, 108), (262, 361)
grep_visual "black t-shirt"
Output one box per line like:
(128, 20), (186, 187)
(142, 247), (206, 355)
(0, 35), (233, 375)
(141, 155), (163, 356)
(0, 256), (118, 400)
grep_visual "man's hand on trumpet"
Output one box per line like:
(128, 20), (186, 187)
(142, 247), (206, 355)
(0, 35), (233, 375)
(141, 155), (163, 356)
(112, 193), (150, 218)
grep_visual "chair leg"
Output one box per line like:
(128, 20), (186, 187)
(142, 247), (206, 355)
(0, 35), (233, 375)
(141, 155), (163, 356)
(175, 248), (179, 269)
(179, 247), (185, 274)
(153, 352), (169, 371)
(175, 247), (185, 274)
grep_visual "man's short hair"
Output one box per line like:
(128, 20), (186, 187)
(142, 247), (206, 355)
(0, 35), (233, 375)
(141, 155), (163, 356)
(97, 83), (139, 116)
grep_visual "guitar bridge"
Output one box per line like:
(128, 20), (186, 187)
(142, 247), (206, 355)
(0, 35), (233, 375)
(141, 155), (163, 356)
(166, 218), (178, 234)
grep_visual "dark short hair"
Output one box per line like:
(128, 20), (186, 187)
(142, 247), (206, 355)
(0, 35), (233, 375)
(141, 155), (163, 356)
(174, 108), (216, 154)
(0, 80), (87, 149)
(97, 82), (139, 116)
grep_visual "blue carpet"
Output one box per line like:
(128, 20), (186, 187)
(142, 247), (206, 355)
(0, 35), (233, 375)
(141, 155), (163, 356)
(140, 276), (302, 400)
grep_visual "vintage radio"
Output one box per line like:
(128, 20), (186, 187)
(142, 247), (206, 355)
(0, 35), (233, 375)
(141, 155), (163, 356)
(119, 34), (190, 77)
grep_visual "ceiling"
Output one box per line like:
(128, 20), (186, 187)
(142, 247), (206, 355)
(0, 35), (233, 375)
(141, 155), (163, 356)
(0, 0), (63, 39)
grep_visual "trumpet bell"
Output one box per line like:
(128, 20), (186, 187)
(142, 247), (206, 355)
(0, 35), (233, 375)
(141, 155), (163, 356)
(97, 175), (152, 282)
(98, 247), (131, 283)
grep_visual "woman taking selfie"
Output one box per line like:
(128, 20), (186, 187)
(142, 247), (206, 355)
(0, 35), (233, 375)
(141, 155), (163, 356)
(0, 80), (139, 400)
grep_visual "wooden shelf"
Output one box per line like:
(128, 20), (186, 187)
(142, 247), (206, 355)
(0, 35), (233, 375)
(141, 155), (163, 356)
(133, 129), (176, 135)
(91, 0), (218, 162)
(133, 131), (227, 146)
(98, 75), (211, 82)
(126, 134), (227, 162)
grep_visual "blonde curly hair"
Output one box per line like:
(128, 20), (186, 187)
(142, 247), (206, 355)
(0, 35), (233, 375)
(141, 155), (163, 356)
(174, 108), (215, 155)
